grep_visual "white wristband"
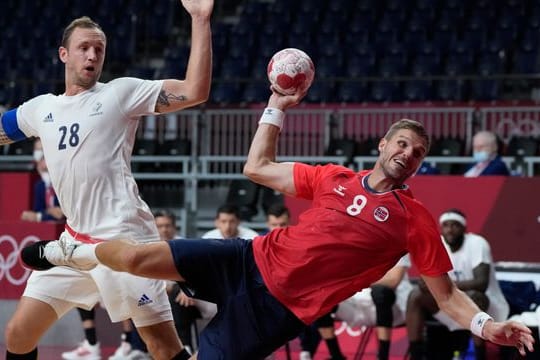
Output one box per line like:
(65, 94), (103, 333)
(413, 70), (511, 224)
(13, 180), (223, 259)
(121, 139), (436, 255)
(259, 107), (285, 131)
(470, 311), (493, 338)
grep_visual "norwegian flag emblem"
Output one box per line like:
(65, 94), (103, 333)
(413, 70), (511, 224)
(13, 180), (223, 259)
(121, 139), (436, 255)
(374, 206), (390, 222)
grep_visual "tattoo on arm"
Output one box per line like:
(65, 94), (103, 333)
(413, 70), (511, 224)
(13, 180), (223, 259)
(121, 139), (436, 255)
(157, 90), (187, 107)
(0, 120), (14, 146)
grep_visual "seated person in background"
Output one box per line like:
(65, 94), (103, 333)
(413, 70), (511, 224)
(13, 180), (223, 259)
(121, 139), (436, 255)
(202, 203), (259, 239)
(337, 255), (413, 360)
(406, 209), (509, 360)
(21, 138), (64, 222)
(464, 131), (509, 177)
(155, 209), (208, 355)
(264, 203), (290, 233)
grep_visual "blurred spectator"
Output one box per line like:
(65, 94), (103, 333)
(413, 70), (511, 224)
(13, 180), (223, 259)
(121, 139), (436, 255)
(464, 131), (509, 177)
(21, 138), (64, 222)
(263, 203), (290, 234)
(417, 161), (440, 175)
(406, 209), (509, 360)
(202, 203), (258, 239)
(337, 255), (413, 360)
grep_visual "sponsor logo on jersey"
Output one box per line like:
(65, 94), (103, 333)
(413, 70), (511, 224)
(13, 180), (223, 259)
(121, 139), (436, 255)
(90, 102), (103, 117)
(333, 184), (347, 196)
(373, 206), (389, 222)
(43, 113), (54, 122)
(137, 293), (153, 307)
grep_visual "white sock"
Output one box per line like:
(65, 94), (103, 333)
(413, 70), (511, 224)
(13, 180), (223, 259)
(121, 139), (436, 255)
(74, 243), (100, 264)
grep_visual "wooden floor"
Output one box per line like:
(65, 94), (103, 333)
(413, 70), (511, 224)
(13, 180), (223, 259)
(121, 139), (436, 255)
(0, 325), (409, 360)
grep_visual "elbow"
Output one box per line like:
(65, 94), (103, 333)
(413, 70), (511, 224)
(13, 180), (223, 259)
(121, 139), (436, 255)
(191, 89), (210, 106)
(243, 163), (258, 181)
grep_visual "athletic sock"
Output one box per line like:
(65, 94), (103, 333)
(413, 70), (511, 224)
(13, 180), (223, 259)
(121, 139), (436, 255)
(325, 338), (345, 360)
(171, 348), (191, 360)
(377, 339), (391, 360)
(6, 348), (38, 360)
(85, 327), (97, 345)
(78, 244), (99, 264)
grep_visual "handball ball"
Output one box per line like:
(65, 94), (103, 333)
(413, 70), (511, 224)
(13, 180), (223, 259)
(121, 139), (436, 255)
(267, 48), (315, 95)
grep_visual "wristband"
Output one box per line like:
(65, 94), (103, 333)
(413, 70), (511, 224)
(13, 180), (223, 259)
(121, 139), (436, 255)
(470, 311), (493, 338)
(259, 107), (285, 131)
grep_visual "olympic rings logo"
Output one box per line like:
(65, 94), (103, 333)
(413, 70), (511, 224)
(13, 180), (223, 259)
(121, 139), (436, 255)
(334, 321), (366, 337)
(494, 118), (540, 144)
(0, 235), (39, 285)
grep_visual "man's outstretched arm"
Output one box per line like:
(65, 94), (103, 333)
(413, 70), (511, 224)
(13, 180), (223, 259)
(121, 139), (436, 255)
(243, 90), (306, 196)
(155, 0), (213, 114)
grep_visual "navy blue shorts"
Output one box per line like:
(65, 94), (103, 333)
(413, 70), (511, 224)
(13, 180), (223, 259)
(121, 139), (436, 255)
(167, 238), (305, 360)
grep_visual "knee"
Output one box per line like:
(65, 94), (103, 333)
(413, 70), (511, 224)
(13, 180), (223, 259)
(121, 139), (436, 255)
(371, 284), (396, 307)
(5, 318), (33, 352)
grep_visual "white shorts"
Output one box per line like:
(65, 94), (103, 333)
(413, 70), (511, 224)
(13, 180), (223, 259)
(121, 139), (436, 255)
(24, 264), (172, 328)
(336, 279), (413, 328)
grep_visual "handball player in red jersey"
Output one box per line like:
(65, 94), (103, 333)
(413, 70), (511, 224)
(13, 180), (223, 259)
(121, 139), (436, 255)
(22, 89), (535, 359)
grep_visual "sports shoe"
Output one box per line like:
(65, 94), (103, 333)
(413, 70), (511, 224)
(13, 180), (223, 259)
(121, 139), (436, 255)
(21, 235), (97, 271)
(299, 351), (312, 360)
(61, 340), (101, 360)
(108, 341), (132, 360)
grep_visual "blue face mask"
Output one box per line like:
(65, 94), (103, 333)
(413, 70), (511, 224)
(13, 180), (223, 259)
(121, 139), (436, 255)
(473, 151), (490, 163)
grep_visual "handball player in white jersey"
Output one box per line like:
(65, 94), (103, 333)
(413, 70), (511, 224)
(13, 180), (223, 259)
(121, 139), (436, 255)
(1, 1), (213, 359)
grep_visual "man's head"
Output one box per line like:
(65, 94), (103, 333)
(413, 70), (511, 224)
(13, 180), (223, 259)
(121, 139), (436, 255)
(439, 208), (467, 251)
(266, 204), (290, 231)
(472, 131), (498, 163)
(375, 119), (430, 184)
(59, 16), (106, 89)
(214, 204), (242, 239)
(154, 210), (177, 241)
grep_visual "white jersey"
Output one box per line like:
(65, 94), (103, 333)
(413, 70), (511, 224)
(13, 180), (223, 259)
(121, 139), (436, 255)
(434, 232), (509, 330)
(202, 225), (259, 240)
(15, 78), (163, 242)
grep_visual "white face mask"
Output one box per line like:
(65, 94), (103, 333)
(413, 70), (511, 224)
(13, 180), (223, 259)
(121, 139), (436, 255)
(33, 150), (44, 162)
(40, 171), (51, 186)
(473, 151), (490, 163)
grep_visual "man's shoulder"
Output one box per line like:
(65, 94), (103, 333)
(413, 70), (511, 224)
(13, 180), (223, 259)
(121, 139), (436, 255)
(238, 226), (259, 239)
(465, 232), (490, 246)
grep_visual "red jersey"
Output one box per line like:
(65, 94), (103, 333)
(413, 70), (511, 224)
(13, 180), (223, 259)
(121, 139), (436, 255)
(252, 163), (452, 324)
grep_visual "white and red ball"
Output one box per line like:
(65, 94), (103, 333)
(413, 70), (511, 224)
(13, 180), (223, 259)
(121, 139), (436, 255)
(267, 48), (315, 95)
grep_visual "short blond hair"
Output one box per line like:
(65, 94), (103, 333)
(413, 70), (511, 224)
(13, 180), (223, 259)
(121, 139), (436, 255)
(61, 16), (105, 48)
(384, 119), (430, 153)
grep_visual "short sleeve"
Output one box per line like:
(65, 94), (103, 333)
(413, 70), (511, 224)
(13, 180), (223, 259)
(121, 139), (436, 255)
(15, 95), (52, 138)
(111, 78), (164, 117)
(294, 163), (337, 200)
(468, 234), (493, 268)
(406, 201), (452, 276)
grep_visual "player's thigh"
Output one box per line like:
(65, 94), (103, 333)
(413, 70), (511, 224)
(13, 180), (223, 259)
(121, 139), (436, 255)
(5, 296), (59, 345)
(198, 287), (304, 360)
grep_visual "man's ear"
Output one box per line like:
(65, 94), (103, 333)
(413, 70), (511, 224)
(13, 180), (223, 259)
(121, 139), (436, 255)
(59, 47), (68, 64)
(378, 138), (386, 153)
